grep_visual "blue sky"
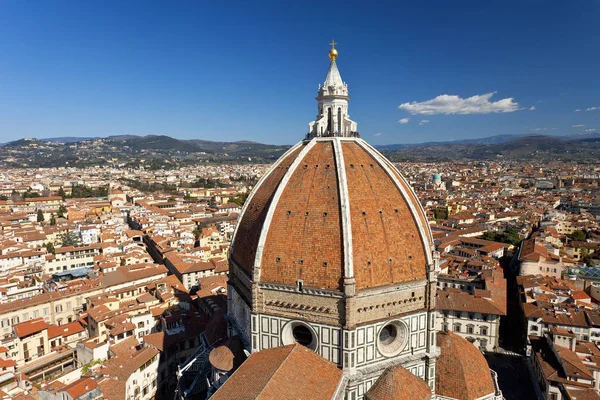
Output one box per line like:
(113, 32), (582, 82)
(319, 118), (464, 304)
(0, 1), (599, 145)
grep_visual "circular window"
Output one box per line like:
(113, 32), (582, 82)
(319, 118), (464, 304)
(292, 325), (313, 346)
(379, 324), (397, 345)
(376, 320), (409, 357)
(281, 321), (318, 351)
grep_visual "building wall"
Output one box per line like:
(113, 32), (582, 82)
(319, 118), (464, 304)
(126, 356), (159, 400)
(435, 310), (500, 352)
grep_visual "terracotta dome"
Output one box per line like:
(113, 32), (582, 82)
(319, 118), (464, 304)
(366, 365), (432, 400)
(209, 336), (247, 372)
(230, 137), (433, 292)
(435, 331), (496, 400)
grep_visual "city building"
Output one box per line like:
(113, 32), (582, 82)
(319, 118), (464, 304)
(210, 44), (502, 400)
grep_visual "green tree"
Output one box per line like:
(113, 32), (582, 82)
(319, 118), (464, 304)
(192, 228), (201, 238)
(44, 242), (56, 255)
(58, 187), (66, 200)
(433, 208), (448, 220)
(570, 230), (586, 242)
(60, 232), (79, 246)
(503, 228), (521, 246)
(57, 205), (67, 218)
(50, 214), (56, 226)
(37, 209), (45, 223)
(231, 193), (249, 206)
(482, 231), (498, 241)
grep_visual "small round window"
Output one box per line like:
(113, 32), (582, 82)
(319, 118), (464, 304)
(379, 324), (397, 345)
(281, 321), (318, 351)
(292, 325), (313, 346)
(377, 320), (408, 357)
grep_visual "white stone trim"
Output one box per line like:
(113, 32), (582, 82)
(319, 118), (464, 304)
(258, 282), (344, 298)
(253, 140), (317, 282)
(354, 279), (428, 298)
(356, 139), (434, 266)
(333, 138), (355, 284)
(229, 141), (305, 256)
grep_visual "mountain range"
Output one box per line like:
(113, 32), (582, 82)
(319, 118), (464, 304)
(1, 132), (599, 168)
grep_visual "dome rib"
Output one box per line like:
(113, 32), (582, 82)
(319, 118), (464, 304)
(230, 137), (433, 292)
(332, 138), (355, 290)
(253, 139), (318, 282)
(230, 142), (306, 276)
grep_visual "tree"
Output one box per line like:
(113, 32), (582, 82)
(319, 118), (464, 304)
(58, 187), (66, 200)
(10, 190), (20, 202)
(60, 232), (79, 246)
(482, 228), (521, 246)
(49, 214), (56, 226)
(192, 228), (201, 238)
(570, 230), (586, 242)
(37, 209), (45, 223)
(44, 242), (56, 255)
(57, 205), (67, 218)
(433, 208), (449, 220)
(231, 193), (249, 206)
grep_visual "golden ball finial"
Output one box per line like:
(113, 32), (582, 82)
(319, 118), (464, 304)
(329, 40), (338, 61)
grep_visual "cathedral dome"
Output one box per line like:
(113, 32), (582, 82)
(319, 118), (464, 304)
(435, 331), (496, 400)
(230, 137), (433, 293)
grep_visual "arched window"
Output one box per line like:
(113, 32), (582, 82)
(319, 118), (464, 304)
(337, 107), (342, 133)
(453, 323), (461, 333)
(481, 327), (488, 336)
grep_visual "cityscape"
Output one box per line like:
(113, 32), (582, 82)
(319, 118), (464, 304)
(1, 1), (599, 400)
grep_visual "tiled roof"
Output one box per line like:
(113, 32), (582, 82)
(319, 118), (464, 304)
(62, 377), (98, 399)
(208, 335), (247, 372)
(211, 344), (343, 400)
(13, 317), (47, 339)
(231, 139), (432, 292)
(435, 331), (495, 400)
(365, 365), (432, 400)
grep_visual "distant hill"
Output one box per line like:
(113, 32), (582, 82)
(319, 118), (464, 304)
(41, 136), (101, 143)
(376, 132), (600, 151)
(0, 135), (291, 168)
(381, 134), (600, 162)
(1, 132), (599, 168)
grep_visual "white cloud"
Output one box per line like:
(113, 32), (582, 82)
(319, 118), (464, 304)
(398, 92), (519, 115)
(575, 109), (581, 112)
(572, 124), (585, 128)
(586, 129), (596, 132)
(419, 120), (430, 126)
(587, 106), (600, 111)
(531, 128), (548, 132)
(374, 133), (382, 136)
(398, 118), (410, 124)
(530, 106), (536, 111)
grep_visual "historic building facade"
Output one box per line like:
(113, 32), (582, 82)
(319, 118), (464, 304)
(226, 43), (441, 399)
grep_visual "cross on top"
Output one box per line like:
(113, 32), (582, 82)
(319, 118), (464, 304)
(330, 40), (337, 49)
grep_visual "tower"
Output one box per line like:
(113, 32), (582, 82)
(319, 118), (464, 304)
(227, 44), (440, 400)
(308, 41), (358, 138)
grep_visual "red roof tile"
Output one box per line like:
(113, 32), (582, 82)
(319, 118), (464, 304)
(211, 344), (343, 400)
